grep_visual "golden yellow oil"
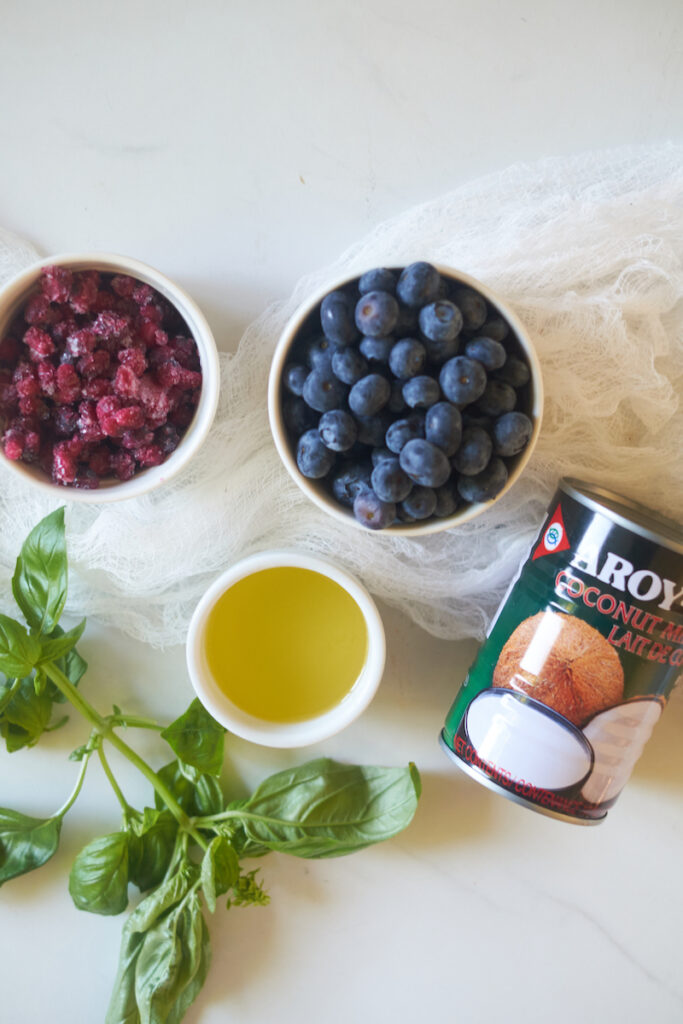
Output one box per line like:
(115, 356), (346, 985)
(203, 566), (369, 723)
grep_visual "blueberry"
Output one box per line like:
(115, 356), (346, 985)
(331, 461), (372, 507)
(481, 316), (509, 342)
(465, 336), (506, 371)
(283, 396), (316, 435)
(320, 290), (357, 345)
(284, 363), (308, 396)
(355, 291), (399, 337)
(353, 489), (396, 530)
(302, 367), (347, 413)
(318, 409), (358, 452)
(452, 287), (487, 331)
(385, 414), (425, 454)
(387, 378), (407, 413)
(403, 375), (441, 410)
(434, 480), (459, 518)
(418, 301), (463, 343)
(396, 262), (441, 308)
(303, 334), (338, 371)
(494, 356), (530, 389)
(371, 457), (413, 503)
(331, 347), (368, 385)
(439, 356), (487, 405)
(476, 380), (516, 416)
(348, 374), (391, 417)
(296, 429), (335, 479)
(355, 411), (392, 446)
(492, 411), (533, 456)
(425, 401), (462, 456)
(359, 336), (393, 363)
(401, 486), (437, 520)
(457, 457), (508, 503)
(389, 338), (426, 380)
(396, 505), (417, 524)
(358, 268), (397, 295)
(451, 426), (492, 476)
(399, 438), (451, 488)
(422, 334), (460, 365)
(371, 446), (395, 467)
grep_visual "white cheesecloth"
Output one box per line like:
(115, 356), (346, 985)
(0, 144), (681, 647)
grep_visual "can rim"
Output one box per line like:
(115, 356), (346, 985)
(560, 478), (683, 554)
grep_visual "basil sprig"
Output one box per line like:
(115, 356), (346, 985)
(0, 510), (422, 1024)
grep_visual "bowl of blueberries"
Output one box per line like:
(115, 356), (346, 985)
(268, 261), (543, 533)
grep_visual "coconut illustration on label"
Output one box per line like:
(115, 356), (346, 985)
(493, 610), (624, 727)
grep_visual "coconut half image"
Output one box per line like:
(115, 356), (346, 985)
(464, 689), (594, 791)
(581, 697), (663, 805)
(493, 610), (624, 727)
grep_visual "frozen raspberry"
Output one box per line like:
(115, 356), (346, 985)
(113, 405), (145, 430)
(54, 406), (79, 437)
(118, 348), (146, 376)
(14, 364), (41, 398)
(138, 376), (170, 421)
(138, 320), (168, 346)
(24, 327), (55, 360)
(24, 294), (54, 326)
(169, 403), (195, 428)
(93, 311), (130, 339)
(77, 401), (104, 442)
(52, 316), (79, 344)
(52, 442), (78, 484)
(18, 396), (48, 419)
(113, 364), (141, 400)
(55, 364), (82, 404)
(132, 283), (154, 306)
(87, 447), (112, 477)
(111, 275), (136, 298)
(96, 395), (124, 437)
(41, 266), (73, 304)
(138, 302), (164, 325)
(169, 336), (200, 369)
(155, 423), (181, 455)
(66, 328), (96, 357)
(73, 468), (100, 489)
(135, 444), (164, 468)
(82, 377), (111, 400)
(78, 349), (111, 379)
(111, 450), (136, 480)
(0, 374), (17, 410)
(2, 428), (25, 460)
(69, 271), (100, 314)
(37, 362), (57, 397)
(120, 427), (154, 450)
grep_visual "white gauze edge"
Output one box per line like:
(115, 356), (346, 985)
(0, 142), (681, 650)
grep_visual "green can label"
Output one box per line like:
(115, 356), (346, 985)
(441, 480), (683, 824)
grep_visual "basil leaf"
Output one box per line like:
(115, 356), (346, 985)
(11, 507), (68, 635)
(38, 619), (86, 664)
(160, 699), (225, 777)
(237, 758), (421, 858)
(0, 807), (61, 885)
(46, 624), (88, 705)
(0, 616), (40, 678)
(1, 676), (53, 750)
(154, 762), (223, 817)
(126, 863), (196, 935)
(134, 892), (211, 1024)
(200, 836), (239, 913)
(69, 832), (130, 915)
(128, 810), (177, 892)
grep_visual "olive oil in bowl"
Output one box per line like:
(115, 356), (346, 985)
(203, 567), (368, 723)
(187, 551), (385, 748)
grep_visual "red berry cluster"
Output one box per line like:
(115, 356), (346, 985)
(0, 266), (202, 488)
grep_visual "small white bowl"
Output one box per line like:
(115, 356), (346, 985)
(0, 252), (220, 501)
(268, 264), (543, 535)
(186, 550), (386, 748)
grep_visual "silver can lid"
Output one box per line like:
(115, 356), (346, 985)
(560, 478), (683, 555)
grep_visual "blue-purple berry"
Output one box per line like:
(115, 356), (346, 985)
(358, 268), (397, 295)
(439, 356), (487, 405)
(465, 336), (506, 371)
(348, 374), (391, 417)
(297, 429), (335, 479)
(451, 426), (492, 476)
(320, 290), (357, 345)
(318, 409), (358, 452)
(355, 291), (399, 338)
(399, 438), (451, 488)
(302, 367), (347, 413)
(388, 338), (426, 380)
(418, 300), (463, 343)
(492, 411), (533, 456)
(371, 457), (413, 503)
(457, 457), (508, 503)
(402, 375), (440, 410)
(401, 486), (437, 520)
(353, 490), (396, 530)
(396, 262), (441, 308)
(385, 414), (425, 454)
(425, 401), (462, 456)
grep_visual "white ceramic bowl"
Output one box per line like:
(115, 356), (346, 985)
(268, 264), (543, 535)
(186, 550), (386, 748)
(0, 252), (220, 501)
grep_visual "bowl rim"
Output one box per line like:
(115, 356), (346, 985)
(185, 549), (386, 748)
(268, 262), (544, 535)
(0, 251), (220, 503)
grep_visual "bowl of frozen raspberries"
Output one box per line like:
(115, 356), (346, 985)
(268, 262), (543, 533)
(0, 254), (219, 500)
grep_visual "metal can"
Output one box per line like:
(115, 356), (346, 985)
(441, 478), (683, 825)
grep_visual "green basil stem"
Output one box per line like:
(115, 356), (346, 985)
(0, 676), (22, 716)
(98, 746), (131, 817)
(52, 746), (93, 820)
(109, 714), (164, 731)
(42, 661), (208, 851)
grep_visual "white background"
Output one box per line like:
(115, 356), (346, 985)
(1, 2), (682, 1022)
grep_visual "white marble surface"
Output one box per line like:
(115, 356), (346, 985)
(1, 2), (682, 1022)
